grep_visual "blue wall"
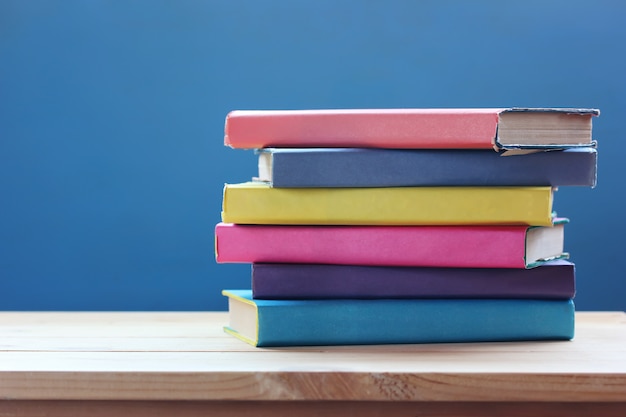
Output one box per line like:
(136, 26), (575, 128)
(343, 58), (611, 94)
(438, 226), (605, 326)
(1, 1), (624, 311)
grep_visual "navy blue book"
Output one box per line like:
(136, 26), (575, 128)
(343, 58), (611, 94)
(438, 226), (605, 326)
(222, 290), (575, 347)
(256, 147), (597, 188)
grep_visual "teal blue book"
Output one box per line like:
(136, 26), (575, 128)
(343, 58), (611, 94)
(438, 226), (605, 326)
(222, 290), (575, 347)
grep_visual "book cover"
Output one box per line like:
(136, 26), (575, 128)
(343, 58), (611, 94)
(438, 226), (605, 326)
(257, 147), (597, 188)
(222, 289), (575, 347)
(251, 260), (576, 300)
(224, 108), (599, 151)
(214, 220), (568, 269)
(221, 182), (555, 226)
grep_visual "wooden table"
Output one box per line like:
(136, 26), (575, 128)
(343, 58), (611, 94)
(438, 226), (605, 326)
(0, 311), (624, 417)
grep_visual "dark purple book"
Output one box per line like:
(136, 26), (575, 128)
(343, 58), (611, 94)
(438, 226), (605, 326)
(251, 260), (576, 300)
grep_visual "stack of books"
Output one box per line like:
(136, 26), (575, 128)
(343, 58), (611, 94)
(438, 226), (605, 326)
(215, 108), (599, 347)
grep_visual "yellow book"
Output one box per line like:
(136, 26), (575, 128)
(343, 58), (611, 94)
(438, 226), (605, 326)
(221, 182), (555, 226)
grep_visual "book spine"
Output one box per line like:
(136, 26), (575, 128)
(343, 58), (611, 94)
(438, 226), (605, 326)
(224, 109), (501, 149)
(258, 299), (575, 346)
(221, 183), (554, 226)
(267, 148), (597, 188)
(215, 223), (529, 268)
(251, 261), (576, 300)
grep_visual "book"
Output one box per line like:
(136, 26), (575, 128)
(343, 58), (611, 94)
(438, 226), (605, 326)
(257, 147), (598, 188)
(222, 289), (575, 347)
(221, 182), (555, 226)
(224, 108), (599, 151)
(214, 219), (568, 269)
(251, 260), (576, 300)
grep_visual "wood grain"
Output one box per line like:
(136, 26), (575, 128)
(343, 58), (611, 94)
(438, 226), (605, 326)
(1, 401), (625, 417)
(0, 312), (624, 407)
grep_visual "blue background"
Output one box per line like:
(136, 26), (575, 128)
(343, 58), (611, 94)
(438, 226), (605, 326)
(1, 1), (624, 311)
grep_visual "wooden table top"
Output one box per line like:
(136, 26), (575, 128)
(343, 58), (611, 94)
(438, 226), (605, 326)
(0, 311), (624, 403)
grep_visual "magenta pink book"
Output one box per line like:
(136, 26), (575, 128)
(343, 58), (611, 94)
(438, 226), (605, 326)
(214, 222), (567, 269)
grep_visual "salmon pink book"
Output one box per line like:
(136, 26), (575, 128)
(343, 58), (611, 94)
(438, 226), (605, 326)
(224, 108), (599, 151)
